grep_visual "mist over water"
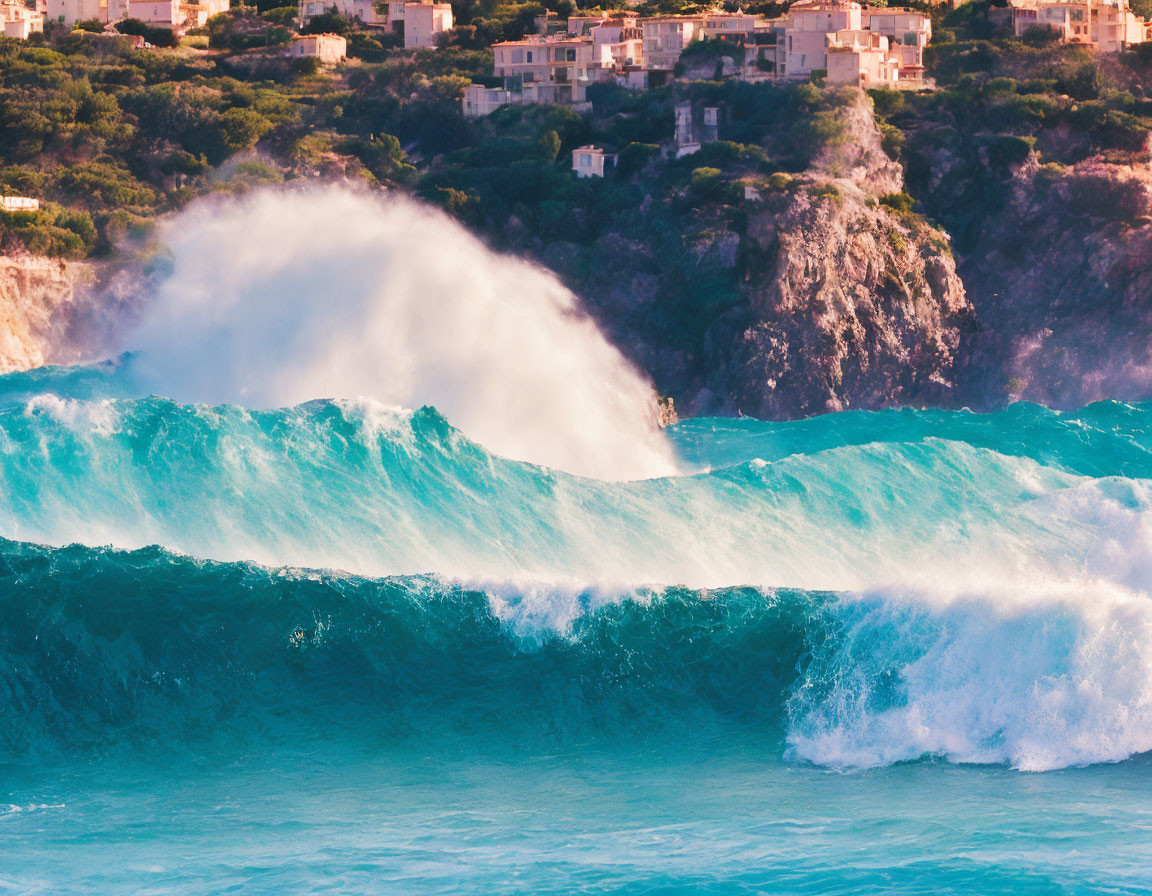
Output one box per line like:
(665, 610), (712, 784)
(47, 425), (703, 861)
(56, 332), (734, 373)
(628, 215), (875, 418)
(123, 187), (678, 480)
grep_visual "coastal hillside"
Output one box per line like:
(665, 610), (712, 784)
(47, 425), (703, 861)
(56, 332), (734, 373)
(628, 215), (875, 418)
(2, 0), (1152, 416)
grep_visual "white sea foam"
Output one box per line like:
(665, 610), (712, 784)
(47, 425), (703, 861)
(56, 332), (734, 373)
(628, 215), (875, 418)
(787, 582), (1152, 772)
(122, 186), (679, 481)
(24, 394), (119, 435)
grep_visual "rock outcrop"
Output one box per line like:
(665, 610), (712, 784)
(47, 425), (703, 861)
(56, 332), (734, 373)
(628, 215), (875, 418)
(665, 89), (969, 417)
(954, 159), (1152, 409)
(0, 254), (146, 373)
(702, 178), (970, 417)
(0, 255), (81, 373)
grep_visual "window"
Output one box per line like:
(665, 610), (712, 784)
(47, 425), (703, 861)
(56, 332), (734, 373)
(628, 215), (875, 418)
(903, 32), (917, 45)
(526, 50), (533, 62)
(511, 49), (524, 63)
(1071, 8), (1084, 21)
(566, 48), (576, 61)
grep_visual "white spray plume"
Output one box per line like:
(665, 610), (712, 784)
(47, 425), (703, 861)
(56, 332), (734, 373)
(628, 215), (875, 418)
(124, 186), (679, 481)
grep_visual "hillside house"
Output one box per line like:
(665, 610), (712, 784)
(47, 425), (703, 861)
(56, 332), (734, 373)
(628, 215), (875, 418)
(462, 83), (520, 117)
(1011, 0), (1151, 50)
(46, 0), (98, 24)
(674, 100), (720, 157)
(0, 196), (40, 211)
(702, 9), (760, 37)
(290, 31), (347, 62)
(403, 0), (452, 48)
(492, 33), (597, 104)
(125, 0), (181, 28)
(863, 7), (931, 81)
(642, 15), (704, 69)
(572, 145), (617, 177)
(590, 17), (644, 70)
(779, 0), (861, 77)
(1, 0), (44, 37)
(826, 30), (900, 85)
(298, 0), (382, 25)
(46, 0), (223, 28)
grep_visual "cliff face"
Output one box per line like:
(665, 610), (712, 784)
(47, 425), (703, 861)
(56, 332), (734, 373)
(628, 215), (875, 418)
(11, 86), (1148, 422)
(701, 178), (970, 417)
(0, 255), (80, 373)
(910, 123), (1152, 411)
(953, 160), (1152, 409)
(539, 89), (972, 418)
(690, 91), (972, 418)
(0, 255), (143, 374)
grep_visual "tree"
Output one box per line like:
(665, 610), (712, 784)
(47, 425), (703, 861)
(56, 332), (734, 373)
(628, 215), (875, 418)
(538, 128), (560, 161)
(218, 107), (273, 153)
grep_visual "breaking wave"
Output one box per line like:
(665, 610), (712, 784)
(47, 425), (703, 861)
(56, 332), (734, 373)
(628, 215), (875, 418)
(2, 370), (1152, 771)
(119, 187), (678, 481)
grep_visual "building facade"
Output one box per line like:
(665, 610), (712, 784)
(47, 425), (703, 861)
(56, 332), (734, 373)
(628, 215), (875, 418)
(403, 0), (452, 49)
(642, 16), (703, 69)
(298, 0), (382, 25)
(1011, 0), (1150, 50)
(492, 33), (596, 103)
(1, 0), (44, 36)
(290, 31), (347, 62)
(572, 145), (616, 177)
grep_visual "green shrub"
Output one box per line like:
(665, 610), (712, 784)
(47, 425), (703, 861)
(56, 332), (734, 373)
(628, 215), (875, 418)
(880, 192), (915, 213)
(616, 142), (660, 177)
(115, 18), (179, 47)
(690, 166), (724, 197)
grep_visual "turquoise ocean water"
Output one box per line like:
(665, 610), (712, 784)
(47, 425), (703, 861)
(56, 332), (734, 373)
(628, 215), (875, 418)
(2, 360), (1151, 894)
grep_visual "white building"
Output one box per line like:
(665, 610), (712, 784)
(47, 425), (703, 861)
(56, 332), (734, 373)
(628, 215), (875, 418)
(702, 10), (760, 37)
(492, 33), (597, 103)
(779, 0), (861, 77)
(826, 30), (900, 85)
(1010, 0), (1150, 51)
(641, 16), (703, 69)
(590, 17), (644, 70)
(45, 0), (98, 25)
(289, 31), (347, 62)
(572, 145), (615, 178)
(125, 0), (180, 27)
(0, 196), (40, 211)
(462, 83), (520, 117)
(403, 0), (451, 48)
(1, 0), (44, 36)
(862, 7), (931, 80)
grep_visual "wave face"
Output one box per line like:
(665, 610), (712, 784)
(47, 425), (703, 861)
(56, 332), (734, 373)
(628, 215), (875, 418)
(2, 364), (1152, 771)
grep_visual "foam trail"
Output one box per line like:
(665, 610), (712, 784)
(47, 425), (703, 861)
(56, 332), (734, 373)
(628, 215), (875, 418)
(122, 186), (678, 481)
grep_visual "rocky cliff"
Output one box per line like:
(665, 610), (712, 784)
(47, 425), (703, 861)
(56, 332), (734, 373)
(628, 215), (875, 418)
(0, 255), (143, 374)
(701, 176), (970, 418)
(958, 160), (1152, 409)
(0, 255), (81, 373)
(909, 117), (1152, 411)
(6, 88), (1150, 422)
(530, 89), (974, 418)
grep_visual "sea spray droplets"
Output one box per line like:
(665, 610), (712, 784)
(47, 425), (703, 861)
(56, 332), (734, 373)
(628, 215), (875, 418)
(121, 186), (679, 481)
